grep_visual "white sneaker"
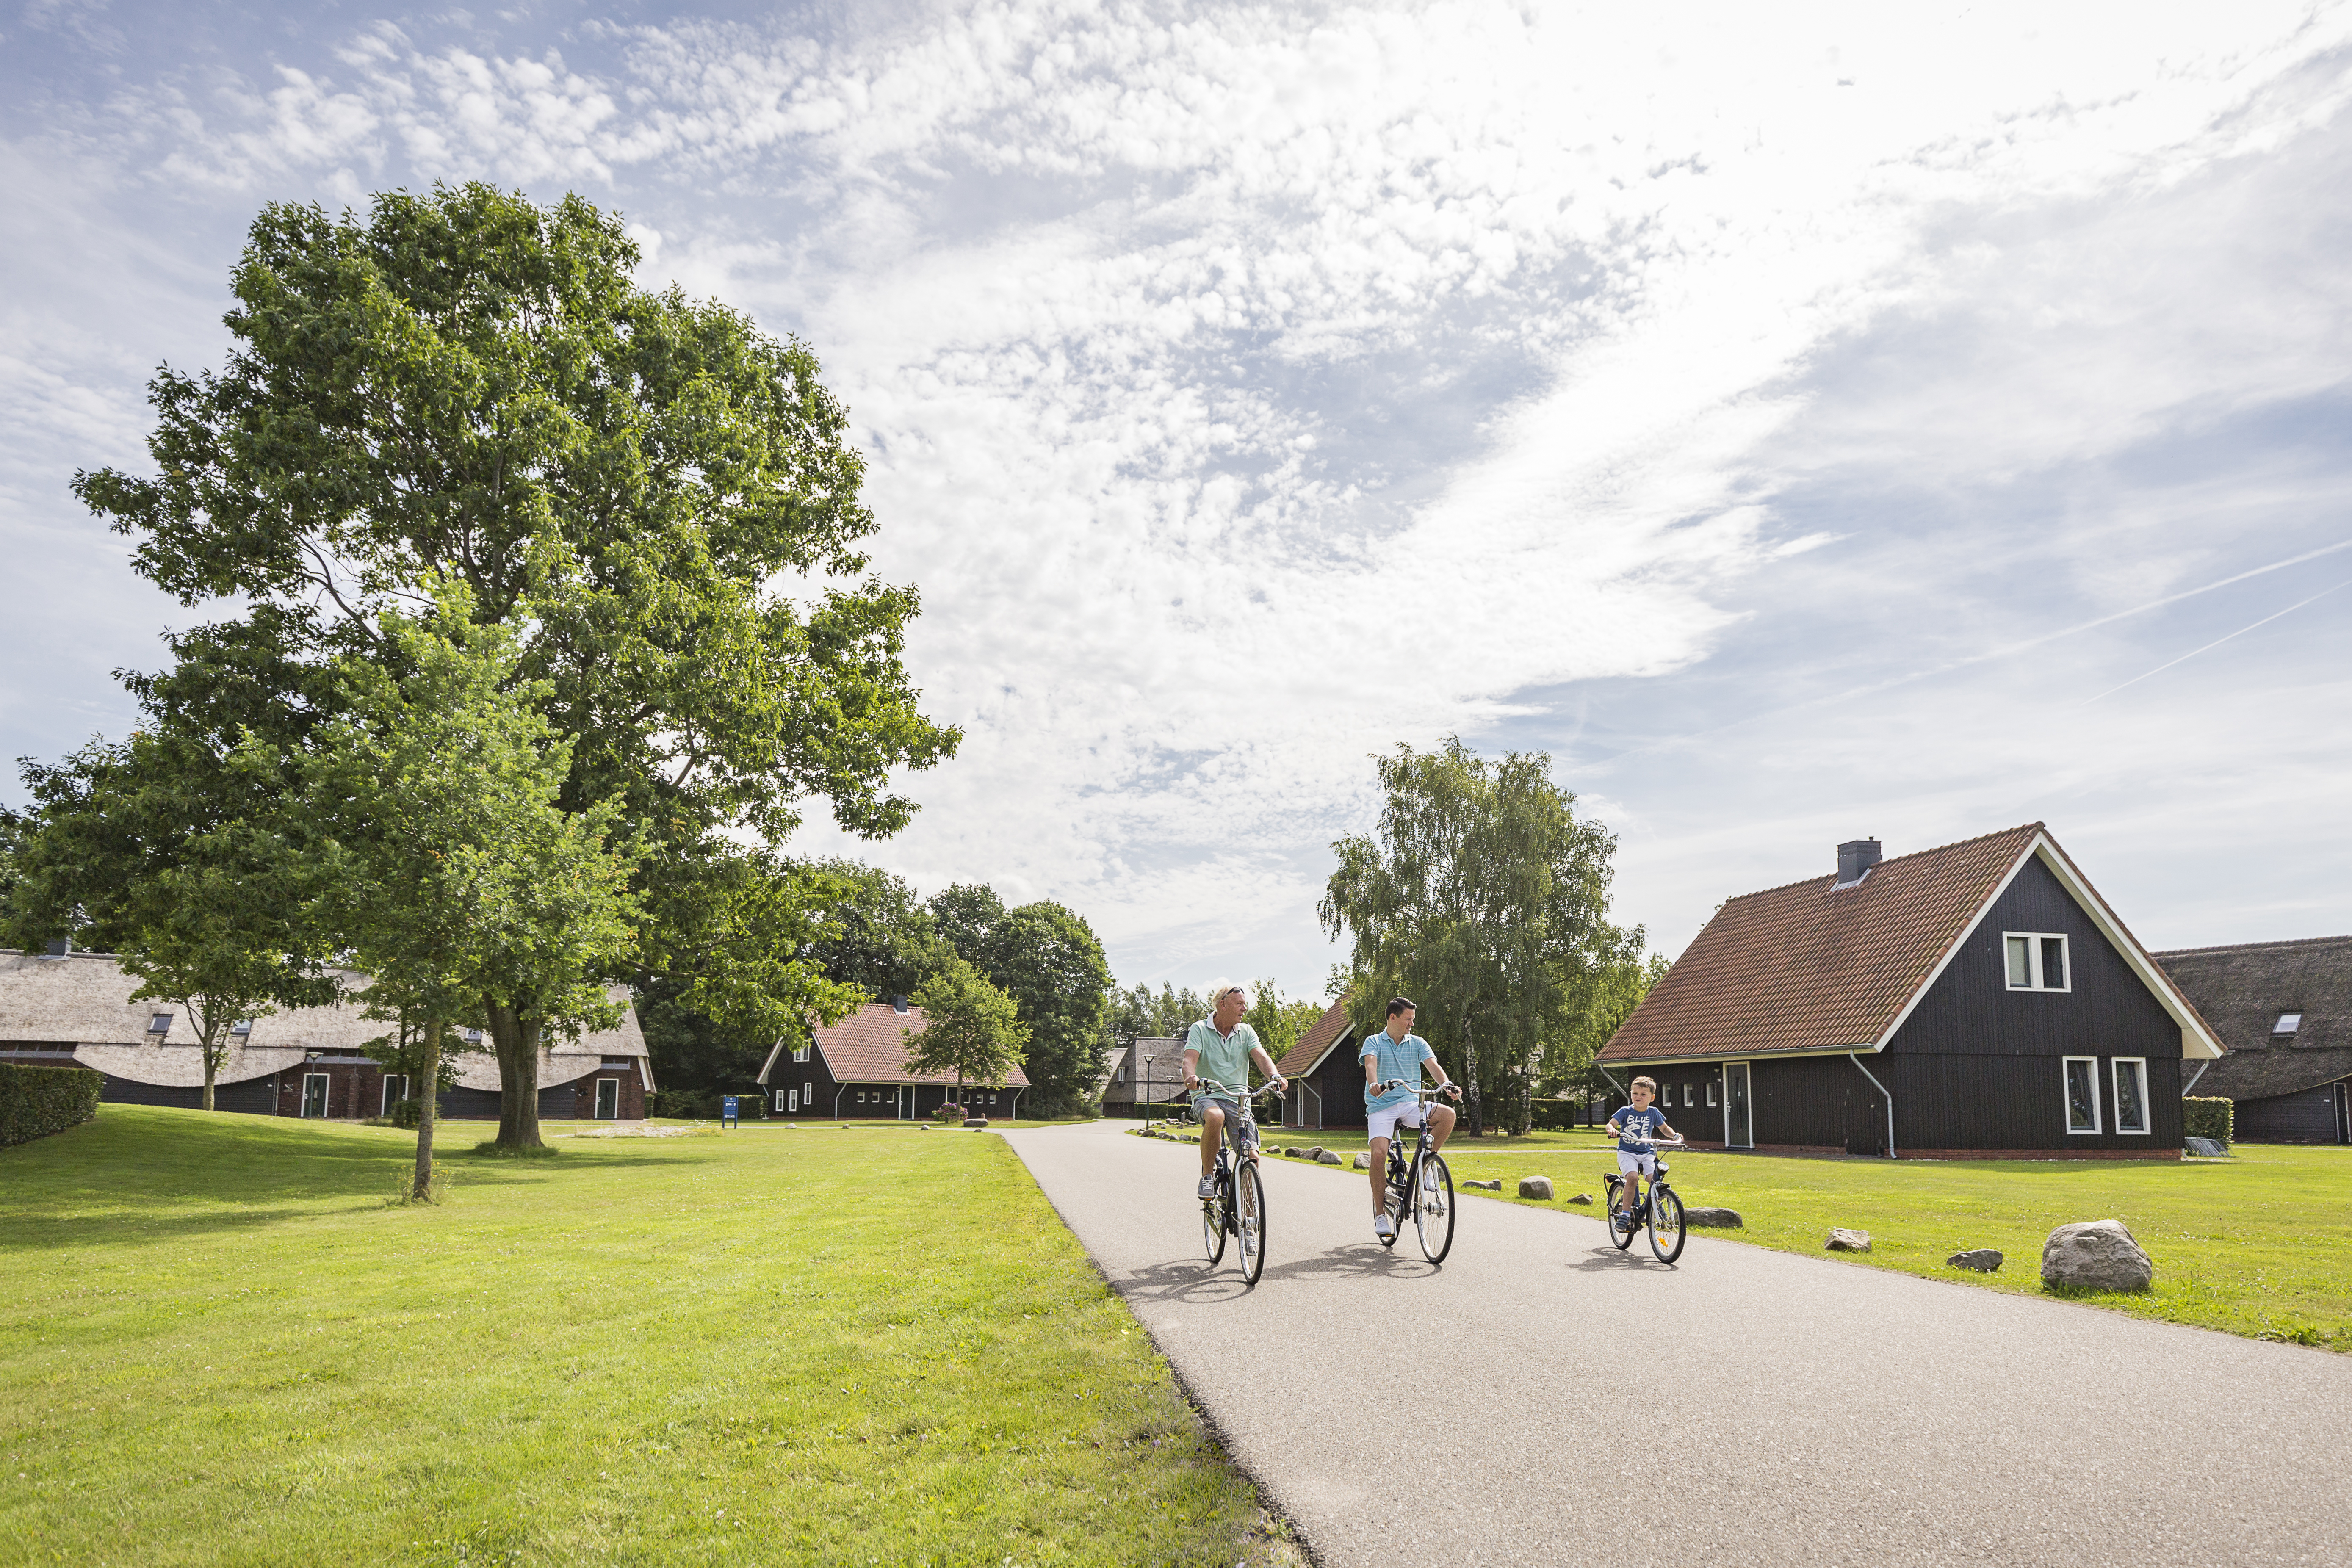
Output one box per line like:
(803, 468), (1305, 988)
(1197, 1174), (1218, 1200)
(1373, 1212), (1396, 1241)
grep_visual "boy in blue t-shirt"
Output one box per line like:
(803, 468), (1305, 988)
(1606, 1076), (1683, 1232)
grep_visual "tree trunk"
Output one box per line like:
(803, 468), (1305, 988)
(487, 1000), (543, 1149)
(1461, 1024), (1483, 1138)
(201, 1046), (218, 1113)
(412, 1024), (442, 1200)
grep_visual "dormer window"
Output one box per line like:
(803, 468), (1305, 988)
(2004, 933), (2069, 991)
(2273, 1012), (2302, 1037)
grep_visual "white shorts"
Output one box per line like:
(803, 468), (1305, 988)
(1367, 1101), (1428, 1142)
(1616, 1150), (1658, 1178)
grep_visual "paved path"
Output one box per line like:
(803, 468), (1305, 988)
(1003, 1119), (2352, 1567)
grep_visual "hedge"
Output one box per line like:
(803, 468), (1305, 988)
(0, 1062), (102, 1148)
(2182, 1095), (2233, 1148)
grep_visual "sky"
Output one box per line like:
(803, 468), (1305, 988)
(5, 0), (2351, 1004)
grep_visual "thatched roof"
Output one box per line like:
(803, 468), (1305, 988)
(2156, 935), (2352, 1102)
(0, 951), (647, 1090)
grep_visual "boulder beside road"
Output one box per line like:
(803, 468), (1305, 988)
(1316, 1150), (1343, 1166)
(1948, 1249), (2003, 1272)
(2042, 1220), (2153, 1292)
(1826, 1228), (1872, 1253)
(1518, 1176), (1555, 1200)
(1463, 1178), (1502, 1192)
(1682, 1207), (1742, 1228)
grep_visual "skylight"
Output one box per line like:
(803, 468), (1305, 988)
(2273, 1012), (2302, 1035)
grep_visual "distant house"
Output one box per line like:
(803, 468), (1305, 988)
(2155, 935), (2350, 1144)
(0, 949), (653, 1120)
(1099, 1035), (1187, 1117)
(755, 998), (1030, 1120)
(1276, 998), (1365, 1131)
(1597, 825), (2224, 1158)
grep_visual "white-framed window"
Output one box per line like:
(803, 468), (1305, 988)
(2111, 1058), (2150, 1135)
(803, 1080), (813, 1104)
(774, 1090), (789, 1114)
(1705, 1079), (1718, 1108)
(2062, 1056), (2101, 1134)
(787, 1089), (799, 1112)
(2005, 932), (2071, 991)
(792, 1044), (811, 1063)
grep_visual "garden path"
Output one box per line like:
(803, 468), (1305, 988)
(1003, 1118), (2352, 1568)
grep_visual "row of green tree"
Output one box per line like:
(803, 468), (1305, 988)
(0, 184), (991, 1197)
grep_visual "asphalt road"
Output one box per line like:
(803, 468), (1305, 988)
(1002, 1118), (2352, 1568)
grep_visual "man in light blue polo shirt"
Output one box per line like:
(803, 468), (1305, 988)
(1362, 997), (1461, 1241)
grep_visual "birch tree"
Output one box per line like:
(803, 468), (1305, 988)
(1320, 738), (1621, 1136)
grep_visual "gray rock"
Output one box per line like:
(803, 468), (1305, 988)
(1463, 1178), (1501, 1192)
(2042, 1220), (2153, 1292)
(1682, 1207), (1743, 1228)
(1947, 1248), (2003, 1272)
(1307, 1147), (1325, 1159)
(1352, 1153), (1372, 1170)
(1568, 1192), (1594, 1206)
(962, 1118), (988, 1129)
(918, 1123), (930, 1132)
(1316, 1150), (1343, 1166)
(1518, 1175), (1555, 1200)
(2183, 1136), (2227, 1158)
(1282, 1146), (1302, 1159)
(1825, 1228), (1872, 1253)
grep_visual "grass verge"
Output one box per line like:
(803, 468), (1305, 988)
(3, 1106), (1298, 1566)
(1223, 1124), (2352, 1350)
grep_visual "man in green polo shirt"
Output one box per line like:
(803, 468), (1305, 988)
(1182, 982), (1287, 1200)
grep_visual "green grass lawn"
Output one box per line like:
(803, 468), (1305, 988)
(3, 1109), (1298, 1567)
(1233, 1124), (2352, 1350)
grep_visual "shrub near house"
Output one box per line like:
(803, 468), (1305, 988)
(0, 1062), (100, 1146)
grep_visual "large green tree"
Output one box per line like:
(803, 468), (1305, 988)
(293, 589), (641, 1197)
(1320, 737), (1624, 1136)
(72, 183), (955, 1147)
(929, 884), (1113, 1115)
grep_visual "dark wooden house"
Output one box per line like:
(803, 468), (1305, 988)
(1276, 998), (1367, 1131)
(0, 949), (653, 1121)
(1099, 1035), (1187, 1117)
(1597, 825), (2224, 1158)
(2154, 935), (2351, 1144)
(755, 999), (1029, 1120)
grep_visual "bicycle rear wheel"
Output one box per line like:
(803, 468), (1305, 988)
(1413, 1153), (1455, 1264)
(1234, 1161), (1267, 1284)
(1647, 1182), (1685, 1264)
(1201, 1175), (1229, 1265)
(1608, 1178), (1635, 1251)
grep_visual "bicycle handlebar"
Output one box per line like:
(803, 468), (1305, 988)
(1373, 1078), (1461, 1100)
(1194, 1078), (1285, 1100)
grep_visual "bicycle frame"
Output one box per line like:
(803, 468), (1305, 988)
(1371, 1081), (1454, 1224)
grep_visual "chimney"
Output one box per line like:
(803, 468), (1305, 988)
(890, 994), (909, 1014)
(42, 938), (70, 958)
(1835, 838), (1882, 888)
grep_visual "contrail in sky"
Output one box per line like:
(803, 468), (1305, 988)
(2084, 575), (2352, 704)
(1586, 536), (2352, 767)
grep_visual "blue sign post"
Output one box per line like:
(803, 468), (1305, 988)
(721, 1095), (739, 1129)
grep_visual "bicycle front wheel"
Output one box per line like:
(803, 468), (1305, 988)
(1647, 1182), (1685, 1264)
(1202, 1180), (1228, 1265)
(1413, 1153), (1455, 1264)
(1234, 1161), (1267, 1285)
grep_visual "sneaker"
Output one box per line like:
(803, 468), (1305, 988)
(1373, 1212), (1396, 1241)
(1613, 1210), (1634, 1231)
(1196, 1174), (1218, 1200)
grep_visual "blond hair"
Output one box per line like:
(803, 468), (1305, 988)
(1204, 980), (1249, 1012)
(1630, 1075), (1657, 1094)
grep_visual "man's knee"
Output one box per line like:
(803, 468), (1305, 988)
(1200, 1105), (1223, 1132)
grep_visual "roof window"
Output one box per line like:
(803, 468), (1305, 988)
(147, 1013), (174, 1036)
(230, 1019), (254, 1037)
(2272, 1012), (2302, 1036)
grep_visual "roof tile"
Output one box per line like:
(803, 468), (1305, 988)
(814, 1001), (1030, 1088)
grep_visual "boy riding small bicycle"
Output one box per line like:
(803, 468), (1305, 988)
(1607, 1076), (1683, 1232)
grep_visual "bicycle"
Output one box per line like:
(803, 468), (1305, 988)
(1601, 1137), (1686, 1264)
(1195, 1077), (1282, 1286)
(1370, 1079), (1458, 1264)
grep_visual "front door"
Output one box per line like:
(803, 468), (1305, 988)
(594, 1078), (619, 1120)
(1723, 1062), (1752, 1148)
(302, 1072), (329, 1118)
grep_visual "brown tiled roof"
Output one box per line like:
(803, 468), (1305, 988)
(813, 1001), (1030, 1088)
(1599, 825), (2043, 1065)
(1278, 998), (1355, 1078)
